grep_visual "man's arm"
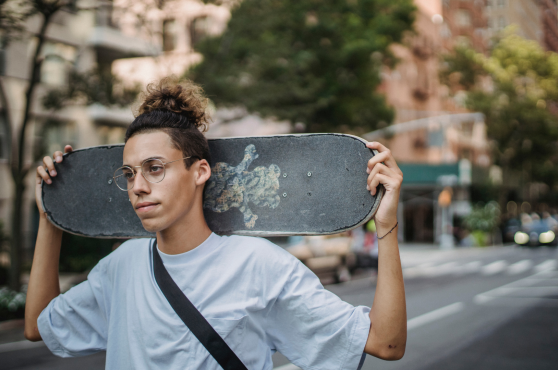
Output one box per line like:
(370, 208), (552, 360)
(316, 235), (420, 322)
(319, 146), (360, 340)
(25, 146), (73, 341)
(363, 142), (406, 360)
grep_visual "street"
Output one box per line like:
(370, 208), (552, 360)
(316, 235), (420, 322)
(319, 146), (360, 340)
(1, 245), (557, 370)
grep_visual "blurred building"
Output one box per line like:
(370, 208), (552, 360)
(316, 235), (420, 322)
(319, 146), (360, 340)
(0, 0), (290, 260)
(441, 0), (489, 52)
(441, 0), (558, 52)
(112, 0), (292, 138)
(0, 1), (159, 254)
(484, 0), (558, 51)
(372, 1), (493, 245)
(365, 113), (492, 244)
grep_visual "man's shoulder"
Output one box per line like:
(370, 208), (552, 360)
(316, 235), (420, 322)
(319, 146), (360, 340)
(95, 238), (151, 270)
(218, 235), (297, 266)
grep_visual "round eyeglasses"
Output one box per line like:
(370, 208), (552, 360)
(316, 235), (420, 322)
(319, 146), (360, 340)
(113, 156), (192, 191)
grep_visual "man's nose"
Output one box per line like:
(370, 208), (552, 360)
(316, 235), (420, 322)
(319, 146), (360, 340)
(132, 171), (151, 195)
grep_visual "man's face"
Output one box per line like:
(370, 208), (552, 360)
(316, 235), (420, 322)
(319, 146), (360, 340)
(123, 131), (208, 233)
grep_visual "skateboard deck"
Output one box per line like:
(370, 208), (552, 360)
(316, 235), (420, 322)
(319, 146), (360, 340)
(42, 134), (384, 238)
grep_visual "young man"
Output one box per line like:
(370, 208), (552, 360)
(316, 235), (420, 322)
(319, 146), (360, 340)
(25, 79), (406, 369)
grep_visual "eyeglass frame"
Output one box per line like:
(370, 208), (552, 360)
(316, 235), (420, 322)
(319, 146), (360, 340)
(113, 156), (194, 191)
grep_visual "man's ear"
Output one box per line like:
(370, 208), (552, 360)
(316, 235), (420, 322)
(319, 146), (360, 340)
(195, 159), (211, 186)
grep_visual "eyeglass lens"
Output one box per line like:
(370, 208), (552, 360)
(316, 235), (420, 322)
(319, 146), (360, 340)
(113, 159), (166, 191)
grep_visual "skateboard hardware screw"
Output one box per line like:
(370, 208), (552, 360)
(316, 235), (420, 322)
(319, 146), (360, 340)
(307, 172), (312, 177)
(108, 198), (112, 202)
(108, 179), (113, 184)
(283, 193), (287, 197)
(283, 173), (287, 177)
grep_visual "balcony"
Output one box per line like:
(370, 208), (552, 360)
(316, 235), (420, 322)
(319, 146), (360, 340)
(89, 26), (160, 64)
(88, 104), (134, 126)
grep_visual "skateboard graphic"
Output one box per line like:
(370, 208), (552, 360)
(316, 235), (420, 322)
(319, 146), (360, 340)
(42, 134), (384, 238)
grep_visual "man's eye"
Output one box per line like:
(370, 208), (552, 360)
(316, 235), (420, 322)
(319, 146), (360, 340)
(149, 165), (164, 173)
(124, 172), (134, 180)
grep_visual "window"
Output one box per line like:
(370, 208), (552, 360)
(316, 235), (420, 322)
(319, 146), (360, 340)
(497, 0), (505, 8)
(40, 41), (76, 86)
(190, 16), (209, 49)
(162, 19), (177, 52)
(498, 16), (506, 30)
(455, 9), (472, 27)
(35, 120), (77, 161)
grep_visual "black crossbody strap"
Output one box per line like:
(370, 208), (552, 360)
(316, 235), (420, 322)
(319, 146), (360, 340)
(152, 239), (248, 370)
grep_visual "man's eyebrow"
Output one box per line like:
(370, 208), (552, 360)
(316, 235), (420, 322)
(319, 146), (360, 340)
(122, 156), (166, 166)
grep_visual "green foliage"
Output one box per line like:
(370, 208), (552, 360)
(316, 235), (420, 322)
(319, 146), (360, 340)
(190, 0), (416, 134)
(0, 286), (25, 321)
(43, 69), (141, 111)
(0, 0), (32, 46)
(462, 201), (501, 233)
(470, 230), (488, 248)
(441, 30), (558, 186)
(59, 233), (119, 273)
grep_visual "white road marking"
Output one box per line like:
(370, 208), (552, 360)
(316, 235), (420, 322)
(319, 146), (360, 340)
(481, 260), (508, 276)
(454, 261), (482, 276)
(424, 262), (459, 277)
(407, 302), (465, 331)
(534, 259), (557, 273)
(474, 268), (555, 304)
(403, 263), (434, 279)
(507, 259), (533, 275)
(0, 340), (45, 353)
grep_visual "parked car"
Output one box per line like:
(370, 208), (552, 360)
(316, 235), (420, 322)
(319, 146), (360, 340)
(286, 234), (355, 284)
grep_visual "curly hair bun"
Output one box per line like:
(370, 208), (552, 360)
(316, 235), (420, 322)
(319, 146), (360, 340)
(135, 76), (210, 132)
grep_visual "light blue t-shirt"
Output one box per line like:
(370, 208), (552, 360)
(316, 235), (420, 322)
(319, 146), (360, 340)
(38, 233), (371, 369)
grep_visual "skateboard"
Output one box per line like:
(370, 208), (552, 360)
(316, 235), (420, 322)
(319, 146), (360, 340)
(42, 134), (384, 238)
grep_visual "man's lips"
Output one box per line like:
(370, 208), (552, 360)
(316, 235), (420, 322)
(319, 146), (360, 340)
(135, 202), (159, 213)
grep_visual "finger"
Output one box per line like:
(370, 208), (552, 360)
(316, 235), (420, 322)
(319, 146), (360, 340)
(37, 166), (52, 185)
(64, 145), (73, 153)
(53, 151), (64, 163)
(43, 156), (57, 177)
(366, 142), (402, 174)
(366, 151), (390, 174)
(367, 164), (400, 194)
(368, 173), (400, 196)
(367, 164), (387, 194)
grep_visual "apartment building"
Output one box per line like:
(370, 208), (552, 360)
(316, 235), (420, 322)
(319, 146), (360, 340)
(441, 0), (558, 52)
(0, 1), (159, 252)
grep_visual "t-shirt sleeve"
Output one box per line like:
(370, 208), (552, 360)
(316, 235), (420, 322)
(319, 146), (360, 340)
(37, 259), (110, 358)
(264, 257), (371, 370)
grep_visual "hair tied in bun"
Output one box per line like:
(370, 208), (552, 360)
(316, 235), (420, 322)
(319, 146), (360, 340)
(134, 75), (210, 132)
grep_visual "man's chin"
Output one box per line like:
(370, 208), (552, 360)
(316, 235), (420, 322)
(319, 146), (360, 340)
(139, 218), (165, 233)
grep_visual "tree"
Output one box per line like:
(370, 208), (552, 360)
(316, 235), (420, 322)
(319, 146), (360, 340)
(190, 0), (416, 134)
(1, 0), (70, 291)
(0, 0), (155, 290)
(441, 31), (558, 204)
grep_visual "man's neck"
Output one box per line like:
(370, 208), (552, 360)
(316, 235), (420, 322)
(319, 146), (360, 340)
(156, 212), (212, 255)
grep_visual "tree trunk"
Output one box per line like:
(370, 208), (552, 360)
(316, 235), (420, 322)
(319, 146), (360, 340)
(9, 177), (23, 291)
(8, 12), (52, 291)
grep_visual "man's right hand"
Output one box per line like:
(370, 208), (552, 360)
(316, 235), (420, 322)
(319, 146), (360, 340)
(36, 145), (73, 217)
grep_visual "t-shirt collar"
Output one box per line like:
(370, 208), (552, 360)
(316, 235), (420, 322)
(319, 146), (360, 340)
(155, 232), (220, 266)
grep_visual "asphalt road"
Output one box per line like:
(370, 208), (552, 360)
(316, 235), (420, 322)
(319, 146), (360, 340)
(1, 245), (557, 370)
